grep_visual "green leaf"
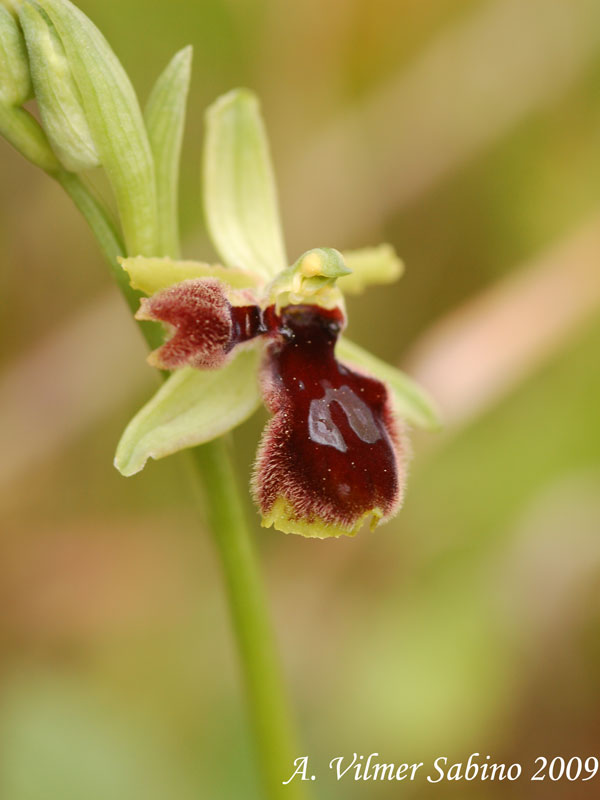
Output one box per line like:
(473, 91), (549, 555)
(340, 244), (404, 294)
(0, 5), (32, 106)
(203, 88), (287, 281)
(337, 337), (441, 430)
(120, 256), (262, 295)
(144, 46), (192, 258)
(115, 347), (262, 476)
(19, 1), (100, 171)
(37, 0), (158, 255)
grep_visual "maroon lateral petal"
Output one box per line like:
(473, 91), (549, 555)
(137, 279), (263, 370)
(253, 304), (405, 536)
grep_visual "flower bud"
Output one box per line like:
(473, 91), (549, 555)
(36, 0), (158, 255)
(0, 5), (32, 106)
(18, 0), (99, 171)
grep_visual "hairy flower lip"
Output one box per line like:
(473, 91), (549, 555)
(253, 304), (405, 538)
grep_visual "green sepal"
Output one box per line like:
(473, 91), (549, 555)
(337, 337), (441, 430)
(203, 88), (287, 281)
(144, 46), (192, 258)
(19, 1), (100, 172)
(36, 0), (158, 255)
(115, 347), (262, 476)
(341, 244), (404, 294)
(0, 4), (32, 106)
(119, 255), (262, 296)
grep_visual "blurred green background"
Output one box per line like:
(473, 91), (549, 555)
(2, 0), (600, 797)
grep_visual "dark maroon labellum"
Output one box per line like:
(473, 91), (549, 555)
(254, 304), (403, 536)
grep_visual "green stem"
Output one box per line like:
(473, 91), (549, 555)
(56, 170), (125, 281)
(51, 169), (309, 800)
(54, 170), (164, 351)
(192, 441), (310, 800)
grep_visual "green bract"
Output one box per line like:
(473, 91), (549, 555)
(114, 88), (440, 485)
(145, 46), (192, 258)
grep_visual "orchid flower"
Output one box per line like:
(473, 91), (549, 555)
(114, 89), (439, 538)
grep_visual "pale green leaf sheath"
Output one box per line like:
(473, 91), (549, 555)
(36, 0), (159, 255)
(145, 46), (192, 258)
(203, 89), (287, 279)
(336, 337), (441, 430)
(115, 347), (262, 476)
